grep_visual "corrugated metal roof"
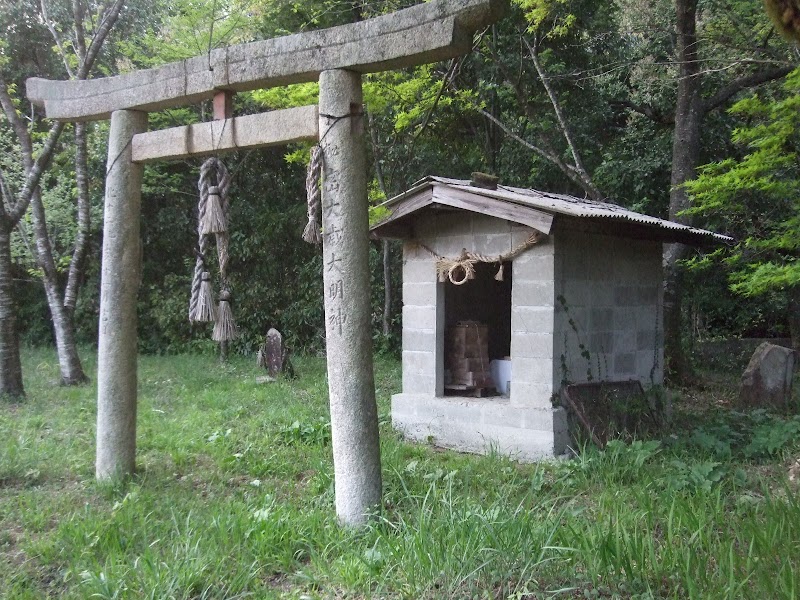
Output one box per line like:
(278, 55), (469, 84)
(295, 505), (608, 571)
(374, 176), (733, 244)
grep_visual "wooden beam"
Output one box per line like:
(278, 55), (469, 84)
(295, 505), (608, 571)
(432, 185), (553, 234)
(26, 0), (505, 121)
(131, 105), (319, 163)
(213, 91), (234, 120)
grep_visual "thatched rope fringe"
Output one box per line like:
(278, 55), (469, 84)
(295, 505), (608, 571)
(413, 231), (546, 286)
(189, 158), (232, 322)
(303, 146), (323, 244)
(212, 289), (238, 342)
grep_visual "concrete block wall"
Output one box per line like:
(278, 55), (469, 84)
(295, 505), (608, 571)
(396, 212), (566, 459)
(509, 224), (557, 412)
(401, 240), (440, 396)
(553, 229), (664, 387)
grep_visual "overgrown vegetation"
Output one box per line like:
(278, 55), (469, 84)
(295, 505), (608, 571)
(1, 348), (799, 599)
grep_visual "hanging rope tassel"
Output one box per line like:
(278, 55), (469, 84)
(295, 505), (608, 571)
(195, 271), (217, 322)
(302, 145), (323, 244)
(201, 185), (227, 235)
(189, 157), (232, 327)
(495, 263), (504, 281)
(213, 290), (238, 341)
(216, 232), (229, 279)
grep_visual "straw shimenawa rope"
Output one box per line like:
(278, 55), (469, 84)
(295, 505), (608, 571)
(302, 146), (323, 244)
(414, 231), (546, 285)
(189, 157), (231, 324)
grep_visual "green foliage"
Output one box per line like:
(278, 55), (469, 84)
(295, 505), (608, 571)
(686, 67), (800, 297)
(275, 417), (331, 446)
(4, 348), (800, 598)
(683, 409), (800, 461)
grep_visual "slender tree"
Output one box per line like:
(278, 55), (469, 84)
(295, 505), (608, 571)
(0, 0), (125, 392)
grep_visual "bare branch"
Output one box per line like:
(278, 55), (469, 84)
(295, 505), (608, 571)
(609, 99), (674, 125)
(78, 0), (124, 79)
(0, 81), (33, 171)
(63, 122), (89, 312)
(702, 66), (793, 113)
(72, 0), (87, 62)
(523, 35), (588, 182)
(9, 121), (65, 225)
(40, 0), (76, 78)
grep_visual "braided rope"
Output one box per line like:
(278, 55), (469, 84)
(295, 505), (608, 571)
(414, 231), (545, 286)
(189, 157), (232, 321)
(302, 146), (323, 244)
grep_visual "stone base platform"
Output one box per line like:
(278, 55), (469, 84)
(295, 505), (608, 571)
(391, 394), (569, 461)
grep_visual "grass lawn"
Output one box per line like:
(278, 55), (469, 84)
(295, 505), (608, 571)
(1, 347), (799, 599)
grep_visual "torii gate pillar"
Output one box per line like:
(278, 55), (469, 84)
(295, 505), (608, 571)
(319, 70), (381, 524)
(96, 109), (147, 480)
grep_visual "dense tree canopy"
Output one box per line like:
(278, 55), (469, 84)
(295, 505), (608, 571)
(1, 0), (796, 366)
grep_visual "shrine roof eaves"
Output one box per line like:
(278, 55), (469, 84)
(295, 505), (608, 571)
(370, 176), (734, 247)
(26, 0), (505, 122)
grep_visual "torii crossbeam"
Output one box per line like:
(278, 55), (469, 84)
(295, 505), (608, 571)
(26, 0), (505, 526)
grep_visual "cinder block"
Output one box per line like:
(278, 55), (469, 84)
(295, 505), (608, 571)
(403, 350), (435, 376)
(590, 331), (614, 353)
(613, 308), (636, 330)
(552, 407), (570, 455)
(588, 260), (615, 282)
(636, 330), (656, 351)
(613, 352), (636, 375)
(636, 306), (659, 330)
(636, 350), (659, 383)
(512, 306), (555, 334)
(435, 234), (474, 257)
(473, 214), (511, 235)
(562, 280), (590, 307)
(402, 282), (436, 307)
(511, 332), (554, 359)
(636, 286), (659, 306)
(414, 217), (438, 240)
(403, 242), (429, 262)
(435, 213), (472, 238)
(614, 329), (636, 353)
(590, 307), (614, 331)
(512, 357), (554, 385)
(514, 253), (555, 280)
(560, 306), (588, 334)
(402, 305), (437, 330)
(511, 226), (539, 248)
(588, 284), (614, 307)
(509, 381), (554, 409)
(404, 259), (436, 284)
(401, 372), (436, 395)
(391, 392), (562, 461)
(512, 280), (554, 307)
(474, 233), (513, 257)
(402, 328), (435, 353)
(613, 257), (648, 281)
(613, 285), (638, 307)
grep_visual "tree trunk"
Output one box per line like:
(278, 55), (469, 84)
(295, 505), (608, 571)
(382, 240), (391, 336)
(664, 0), (702, 384)
(0, 228), (24, 398)
(789, 288), (800, 351)
(29, 190), (89, 385)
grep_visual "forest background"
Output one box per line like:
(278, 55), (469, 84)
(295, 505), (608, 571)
(1, 0), (798, 393)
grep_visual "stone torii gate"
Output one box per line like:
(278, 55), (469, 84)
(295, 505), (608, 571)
(26, 0), (504, 525)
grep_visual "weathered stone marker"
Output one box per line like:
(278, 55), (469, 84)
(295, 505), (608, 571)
(740, 342), (797, 409)
(27, 0), (505, 524)
(96, 109), (147, 480)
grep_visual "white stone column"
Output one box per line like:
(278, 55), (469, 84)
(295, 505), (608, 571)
(96, 109), (147, 480)
(319, 69), (382, 525)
